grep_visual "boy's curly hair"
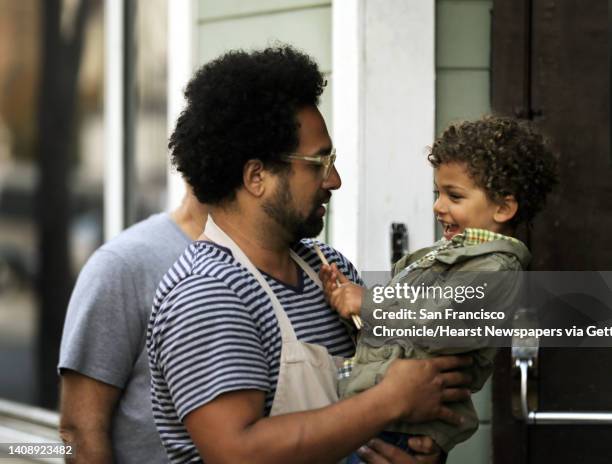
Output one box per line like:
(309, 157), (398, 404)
(428, 116), (559, 225)
(169, 45), (325, 204)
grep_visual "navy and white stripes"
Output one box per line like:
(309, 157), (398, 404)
(147, 239), (360, 463)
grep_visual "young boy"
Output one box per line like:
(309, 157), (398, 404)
(321, 116), (558, 460)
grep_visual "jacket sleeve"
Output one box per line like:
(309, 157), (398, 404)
(361, 252), (523, 385)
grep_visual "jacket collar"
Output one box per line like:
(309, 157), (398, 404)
(435, 228), (531, 268)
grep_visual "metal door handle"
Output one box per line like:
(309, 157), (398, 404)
(511, 308), (612, 425)
(513, 340), (612, 422)
(516, 358), (612, 424)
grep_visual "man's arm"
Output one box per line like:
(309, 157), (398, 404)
(184, 355), (471, 464)
(59, 370), (121, 463)
(58, 249), (148, 462)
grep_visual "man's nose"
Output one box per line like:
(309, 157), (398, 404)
(323, 165), (341, 190)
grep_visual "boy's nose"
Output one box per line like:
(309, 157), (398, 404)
(433, 196), (444, 215)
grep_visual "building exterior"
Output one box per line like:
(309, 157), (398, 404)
(2, 1), (609, 462)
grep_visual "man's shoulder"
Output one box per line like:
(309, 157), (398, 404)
(153, 241), (253, 309)
(149, 243), (260, 352)
(60, 219), (186, 388)
(99, 213), (188, 256)
(188, 240), (246, 278)
(80, 214), (191, 279)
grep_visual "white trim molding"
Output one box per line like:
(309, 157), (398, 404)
(331, 0), (435, 271)
(166, 0), (196, 210)
(103, 0), (125, 240)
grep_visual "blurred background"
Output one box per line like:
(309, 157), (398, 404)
(0, 0), (168, 408)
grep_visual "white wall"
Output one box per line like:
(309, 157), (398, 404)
(332, 0), (436, 271)
(166, 0), (197, 210)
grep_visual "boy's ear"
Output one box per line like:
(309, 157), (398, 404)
(494, 195), (518, 224)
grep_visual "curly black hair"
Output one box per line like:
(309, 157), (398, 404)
(428, 116), (559, 225)
(169, 45), (326, 204)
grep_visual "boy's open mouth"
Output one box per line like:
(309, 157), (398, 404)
(439, 220), (460, 240)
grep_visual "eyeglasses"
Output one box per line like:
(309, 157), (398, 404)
(282, 148), (336, 180)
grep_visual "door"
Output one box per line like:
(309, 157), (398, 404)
(491, 0), (612, 463)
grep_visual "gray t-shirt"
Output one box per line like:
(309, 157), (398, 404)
(59, 213), (191, 463)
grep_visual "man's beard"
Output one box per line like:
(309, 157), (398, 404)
(262, 174), (325, 243)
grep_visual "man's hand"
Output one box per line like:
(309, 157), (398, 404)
(184, 355), (469, 464)
(381, 356), (472, 425)
(319, 263), (364, 318)
(357, 437), (445, 464)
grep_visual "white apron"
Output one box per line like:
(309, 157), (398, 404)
(203, 216), (345, 416)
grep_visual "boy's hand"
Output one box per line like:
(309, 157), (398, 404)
(330, 281), (365, 319)
(319, 263), (365, 319)
(319, 263), (338, 305)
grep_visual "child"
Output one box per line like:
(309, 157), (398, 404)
(321, 116), (558, 460)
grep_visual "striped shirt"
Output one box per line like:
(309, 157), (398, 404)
(147, 238), (360, 463)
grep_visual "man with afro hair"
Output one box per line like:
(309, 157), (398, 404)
(147, 46), (472, 464)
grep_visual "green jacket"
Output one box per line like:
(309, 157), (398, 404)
(340, 232), (531, 452)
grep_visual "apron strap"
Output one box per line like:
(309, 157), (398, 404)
(289, 249), (323, 289)
(204, 215), (322, 345)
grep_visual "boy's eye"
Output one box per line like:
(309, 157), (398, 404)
(449, 193), (463, 200)
(433, 189), (440, 199)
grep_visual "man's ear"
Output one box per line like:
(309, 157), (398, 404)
(242, 159), (267, 197)
(494, 195), (518, 224)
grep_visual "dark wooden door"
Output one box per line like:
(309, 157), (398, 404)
(491, 1), (612, 463)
